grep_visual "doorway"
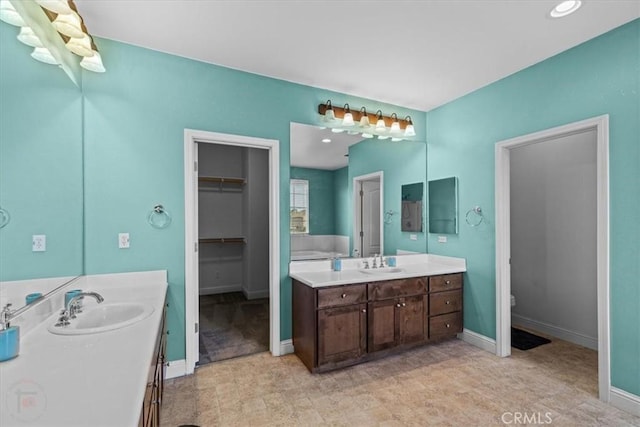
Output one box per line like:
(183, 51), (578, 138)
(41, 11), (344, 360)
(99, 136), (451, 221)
(495, 115), (610, 401)
(184, 129), (280, 376)
(353, 172), (383, 257)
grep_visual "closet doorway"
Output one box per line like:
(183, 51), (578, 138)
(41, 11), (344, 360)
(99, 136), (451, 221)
(353, 172), (383, 257)
(184, 130), (280, 375)
(495, 115), (610, 401)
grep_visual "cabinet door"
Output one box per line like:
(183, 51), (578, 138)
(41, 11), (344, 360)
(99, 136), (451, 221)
(317, 304), (367, 366)
(398, 295), (427, 345)
(368, 299), (400, 352)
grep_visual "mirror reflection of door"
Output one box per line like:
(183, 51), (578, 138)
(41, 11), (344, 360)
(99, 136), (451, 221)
(357, 178), (381, 257)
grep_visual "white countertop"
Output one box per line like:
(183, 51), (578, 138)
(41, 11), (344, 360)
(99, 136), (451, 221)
(0, 271), (167, 427)
(290, 253), (466, 288)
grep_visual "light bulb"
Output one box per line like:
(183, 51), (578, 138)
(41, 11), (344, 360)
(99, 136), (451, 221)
(390, 121), (401, 135)
(342, 111), (354, 126)
(17, 27), (43, 48)
(52, 10), (84, 38)
(0, 0), (25, 26)
(375, 118), (386, 132)
(66, 33), (94, 57)
(359, 115), (370, 128)
(80, 50), (106, 73)
(404, 124), (416, 137)
(36, 0), (72, 15)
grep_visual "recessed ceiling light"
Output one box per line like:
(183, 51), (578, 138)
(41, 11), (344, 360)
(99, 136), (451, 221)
(322, 138), (331, 143)
(550, 0), (582, 18)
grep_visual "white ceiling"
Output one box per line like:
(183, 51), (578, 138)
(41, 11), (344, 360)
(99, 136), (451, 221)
(75, 1), (639, 112)
(290, 123), (364, 170)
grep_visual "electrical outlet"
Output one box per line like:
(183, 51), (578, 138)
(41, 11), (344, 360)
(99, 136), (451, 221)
(438, 236), (447, 243)
(410, 234), (417, 241)
(32, 235), (46, 252)
(118, 233), (130, 249)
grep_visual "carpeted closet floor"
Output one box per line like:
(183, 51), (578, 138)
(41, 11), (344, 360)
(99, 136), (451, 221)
(198, 292), (269, 365)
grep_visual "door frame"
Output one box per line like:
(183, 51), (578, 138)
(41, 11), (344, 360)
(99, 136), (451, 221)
(353, 171), (384, 257)
(495, 115), (610, 401)
(184, 129), (280, 375)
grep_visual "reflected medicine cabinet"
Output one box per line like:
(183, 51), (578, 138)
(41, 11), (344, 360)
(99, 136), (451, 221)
(428, 177), (458, 234)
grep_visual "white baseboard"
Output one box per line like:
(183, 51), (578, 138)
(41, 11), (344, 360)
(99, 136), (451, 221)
(280, 339), (294, 355)
(199, 284), (242, 295)
(165, 359), (187, 379)
(512, 314), (598, 350)
(457, 328), (497, 354)
(243, 288), (270, 300)
(610, 387), (640, 417)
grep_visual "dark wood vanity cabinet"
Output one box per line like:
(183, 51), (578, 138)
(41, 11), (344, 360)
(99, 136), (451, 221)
(293, 273), (463, 372)
(139, 303), (167, 427)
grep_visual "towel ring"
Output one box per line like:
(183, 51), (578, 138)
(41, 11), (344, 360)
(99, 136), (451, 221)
(465, 206), (483, 227)
(148, 204), (172, 229)
(0, 207), (9, 229)
(384, 210), (395, 224)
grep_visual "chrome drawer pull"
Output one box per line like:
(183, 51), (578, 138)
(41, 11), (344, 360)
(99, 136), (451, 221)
(445, 280), (451, 285)
(446, 301), (451, 305)
(362, 309), (366, 313)
(446, 323), (451, 328)
(341, 293), (347, 298)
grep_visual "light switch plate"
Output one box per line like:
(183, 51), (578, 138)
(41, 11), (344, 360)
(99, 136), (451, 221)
(410, 234), (417, 241)
(119, 233), (130, 249)
(438, 236), (447, 243)
(32, 235), (46, 252)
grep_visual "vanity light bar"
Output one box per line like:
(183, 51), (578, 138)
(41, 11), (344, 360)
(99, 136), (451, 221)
(318, 102), (413, 130)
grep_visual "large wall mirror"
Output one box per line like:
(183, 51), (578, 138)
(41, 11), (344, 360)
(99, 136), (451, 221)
(0, 24), (84, 310)
(290, 122), (427, 260)
(428, 177), (458, 234)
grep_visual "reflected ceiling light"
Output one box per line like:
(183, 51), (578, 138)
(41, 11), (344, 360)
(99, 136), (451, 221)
(404, 116), (416, 137)
(361, 133), (374, 139)
(550, 0), (582, 18)
(375, 110), (386, 132)
(31, 46), (58, 64)
(331, 128), (344, 133)
(342, 103), (354, 126)
(0, 0), (26, 26)
(66, 32), (93, 57)
(322, 138), (331, 144)
(36, 0), (72, 15)
(17, 26), (43, 47)
(80, 49), (105, 72)
(52, 10), (83, 38)
(359, 107), (370, 128)
(323, 100), (336, 122)
(389, 113), (401, 135)
(378, 135), (390, 140)
(391, 137), (404, 142)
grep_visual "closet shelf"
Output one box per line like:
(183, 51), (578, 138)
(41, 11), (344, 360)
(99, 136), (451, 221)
(198, 176), (246, 185)
(199, 237), (246, 244)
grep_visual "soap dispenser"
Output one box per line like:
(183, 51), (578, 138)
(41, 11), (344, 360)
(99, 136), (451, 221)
(0, 303), (20, 362)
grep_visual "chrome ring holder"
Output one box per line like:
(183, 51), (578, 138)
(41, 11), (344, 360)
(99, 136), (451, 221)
(0, 207), (10, 229)
(465, 206), (483, 227)
(148, 204), (172, 229)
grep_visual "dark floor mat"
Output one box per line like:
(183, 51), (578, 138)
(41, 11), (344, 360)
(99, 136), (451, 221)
(511, 327), (551, 350)
(198, 292), (269, 365)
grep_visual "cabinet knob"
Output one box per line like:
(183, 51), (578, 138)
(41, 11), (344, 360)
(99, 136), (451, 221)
(401, 302), (406, 307)
(446, 300), (451, 305)
(341, 293), (347, 298)
(445, 280), (451, 285)
(362, 309), (367, 313)
(396, 303), (401, 308)
(446, 323), (451, 328)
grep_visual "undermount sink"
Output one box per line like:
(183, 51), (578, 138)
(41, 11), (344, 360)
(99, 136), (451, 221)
(360, 267), (404, 275)
(48, 302), (154, 335)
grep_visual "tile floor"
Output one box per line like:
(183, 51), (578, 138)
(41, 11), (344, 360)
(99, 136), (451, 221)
(161, 337), (639, 426)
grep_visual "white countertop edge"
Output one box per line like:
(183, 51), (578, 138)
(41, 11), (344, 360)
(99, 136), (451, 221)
(290, 254), (466, 288)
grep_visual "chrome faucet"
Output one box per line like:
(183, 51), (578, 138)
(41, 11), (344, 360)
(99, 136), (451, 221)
(55, 292), (104, 327)
(379, 254), (386, 268)
(372, 254), (379, 269)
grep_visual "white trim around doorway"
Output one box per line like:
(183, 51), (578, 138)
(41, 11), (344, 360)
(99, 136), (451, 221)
(184, 129), (280, 376)
(494, 115), (610, 401)
(352, 171), (384, 257)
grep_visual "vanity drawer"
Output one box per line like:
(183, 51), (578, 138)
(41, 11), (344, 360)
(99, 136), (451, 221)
(369, 277), (427, 300)
(429, 273), (462, 293)
(317, 284), (367, 308)
(429, 312), (462, 337)
(430, 289), (462, 316)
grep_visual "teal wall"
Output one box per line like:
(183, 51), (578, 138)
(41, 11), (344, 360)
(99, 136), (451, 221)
(349, 139), (427, 255)
(333, 166), (350, 237)
(290, 167), (336, 235)
(82, 37), (426, 361)
(426, 20), (640, 395)
(0, 23), (83, 282)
